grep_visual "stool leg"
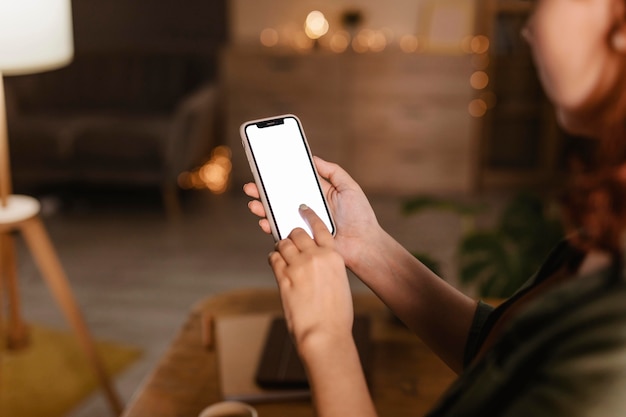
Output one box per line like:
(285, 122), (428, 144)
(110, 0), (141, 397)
(0, 231), (30, 349)
(19, 215), (123, 416)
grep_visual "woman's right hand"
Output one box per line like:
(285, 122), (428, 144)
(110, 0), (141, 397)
(244, 156), (381, 270)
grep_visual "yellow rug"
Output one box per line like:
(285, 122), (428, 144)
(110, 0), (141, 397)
(0, 324), (142, 417)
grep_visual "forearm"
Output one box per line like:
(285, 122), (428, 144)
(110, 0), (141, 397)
(300, 333), (377, 417)
(347, 227), (476, 373)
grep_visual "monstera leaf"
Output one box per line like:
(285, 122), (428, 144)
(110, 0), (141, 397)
(403, 192), (564, 298)
(458, 193), (564, 298)
(458, 232), (521, 298)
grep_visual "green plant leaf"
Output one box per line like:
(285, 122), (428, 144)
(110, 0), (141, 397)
(402, 196), (483, 217)
(401, 191), (565, 298)
(458, 232), (526, 298)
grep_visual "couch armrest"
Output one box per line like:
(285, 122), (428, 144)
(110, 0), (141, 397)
(164, 83), (219, 180)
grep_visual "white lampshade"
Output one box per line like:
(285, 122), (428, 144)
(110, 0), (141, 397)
(0, 0), (74, 76)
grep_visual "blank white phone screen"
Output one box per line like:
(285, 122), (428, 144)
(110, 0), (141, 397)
(245, 117), (333, 240)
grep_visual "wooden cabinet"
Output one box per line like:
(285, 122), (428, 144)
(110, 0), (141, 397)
(221, 48), (349, 187)
(221, 47), (480, 195)
(345, 54), (479, 193)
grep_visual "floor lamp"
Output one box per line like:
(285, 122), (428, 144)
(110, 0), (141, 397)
(0, 1), (122, 415)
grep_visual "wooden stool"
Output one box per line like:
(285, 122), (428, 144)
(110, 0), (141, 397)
(0, 194), (123, 415)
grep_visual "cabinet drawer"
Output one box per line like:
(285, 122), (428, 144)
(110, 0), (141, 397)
(350, 143), (474, 194)
(348, 100), (475, 194)
(349, 53), (474, 99)
(222, 49), (345, 95)
(349, 97), (473, 147)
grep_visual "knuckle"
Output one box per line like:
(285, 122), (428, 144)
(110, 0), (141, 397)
(275, 239), (291, 251)
(290, 227), (308, 239)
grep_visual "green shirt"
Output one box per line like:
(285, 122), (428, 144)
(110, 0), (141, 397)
(427, 241), (626, 416)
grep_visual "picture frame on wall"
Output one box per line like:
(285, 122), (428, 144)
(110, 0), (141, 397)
(418, 0), (475, 53)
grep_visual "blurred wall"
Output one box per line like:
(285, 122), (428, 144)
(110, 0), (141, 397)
(230, 0), (475, 47)
(72, 0), (228, 54)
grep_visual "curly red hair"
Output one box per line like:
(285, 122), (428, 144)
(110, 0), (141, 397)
(560, 90), (626, 255)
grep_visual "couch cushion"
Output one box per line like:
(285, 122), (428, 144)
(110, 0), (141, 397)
(6, 52), (212, 114)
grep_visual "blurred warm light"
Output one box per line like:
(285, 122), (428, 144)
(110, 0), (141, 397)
(293, 31), (314, 51)
(177, 145), (232, 194)
(191, 172), (205, 189)
(470, 71), (489, 89)
(304, 10), (329, 40)
(177, 172), (193, 190)
(259, 17), (413, 54)
(399, 34), (419, 53)
(352, 37), (368, 53)
(212, 145), (231, 158)
(354, 29), (373, 51)
(329, 31), (350, 53)
(468, 99), (488, 117)
(352, 29), (388, 52)
(470, 35), (490, 54)
(260, 28), (279, 47)
(369, 30), (387, 52)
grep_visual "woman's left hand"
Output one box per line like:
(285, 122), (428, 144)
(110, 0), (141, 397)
(269, 204), (354, 352)
(270, 205), (377, 417)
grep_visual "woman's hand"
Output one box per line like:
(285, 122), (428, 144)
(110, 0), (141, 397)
(249, 157), (477, 373)
(269, 204), (354, 350)
(270, 204), (377, 417)
(245, 156), (381, 270)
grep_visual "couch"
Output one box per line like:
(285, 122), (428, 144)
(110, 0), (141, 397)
(4, 52), (221, 217)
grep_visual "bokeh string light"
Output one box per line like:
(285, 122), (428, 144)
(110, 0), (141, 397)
(178, 145), (232, 194)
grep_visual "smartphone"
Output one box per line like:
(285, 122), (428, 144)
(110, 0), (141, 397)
(240, 114), (335, 241)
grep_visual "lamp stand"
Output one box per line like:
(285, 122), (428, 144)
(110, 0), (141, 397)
(0, 73), (123, 415)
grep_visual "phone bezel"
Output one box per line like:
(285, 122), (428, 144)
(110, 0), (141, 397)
(240, 114), (336, 241)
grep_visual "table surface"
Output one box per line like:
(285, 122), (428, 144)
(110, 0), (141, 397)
(121, 288), (456, 417)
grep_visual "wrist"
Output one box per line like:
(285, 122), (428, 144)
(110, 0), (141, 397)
(344, 226), (393, 277)
(297, 330), (376, 417)
(297, 329), (356, 365)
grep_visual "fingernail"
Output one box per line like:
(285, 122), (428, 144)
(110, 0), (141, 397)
(299, 204), (309, 211)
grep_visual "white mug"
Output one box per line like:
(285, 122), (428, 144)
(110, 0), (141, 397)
(198, 401), (258, 417)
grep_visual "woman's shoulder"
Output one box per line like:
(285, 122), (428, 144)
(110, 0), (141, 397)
(500, 261), (626, 380)
(501, 275), (626, 415)
(512, 259), (626, 337)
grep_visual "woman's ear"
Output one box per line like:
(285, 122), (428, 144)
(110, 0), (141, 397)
(611, 0), (626, 52)
(612, 28), (626, 52)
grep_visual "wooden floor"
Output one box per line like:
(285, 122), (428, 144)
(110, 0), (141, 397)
(11, 185), (505, 417)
